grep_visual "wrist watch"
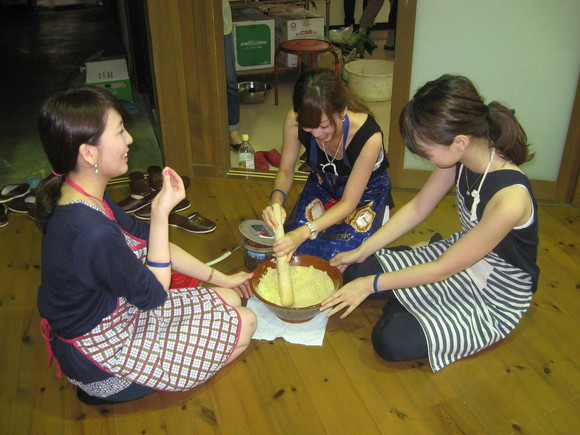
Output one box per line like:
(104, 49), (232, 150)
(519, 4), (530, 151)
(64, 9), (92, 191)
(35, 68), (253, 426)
(305, 221), (318, 240)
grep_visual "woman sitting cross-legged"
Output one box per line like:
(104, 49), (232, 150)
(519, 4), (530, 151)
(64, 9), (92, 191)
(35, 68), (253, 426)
(36, 86), (256, 404)
(321, 74), (539, 372)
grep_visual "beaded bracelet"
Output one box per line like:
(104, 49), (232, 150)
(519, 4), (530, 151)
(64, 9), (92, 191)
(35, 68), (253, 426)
(269, 189), (287, 206)
(207, 267), (215, 284)
(373, 273), (382, 293)
(146, 260), (172, 268)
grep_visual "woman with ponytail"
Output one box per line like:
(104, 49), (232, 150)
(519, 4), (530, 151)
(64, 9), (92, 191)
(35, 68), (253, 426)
(321, 74), (539, 372)
(36, 86), (256, 404)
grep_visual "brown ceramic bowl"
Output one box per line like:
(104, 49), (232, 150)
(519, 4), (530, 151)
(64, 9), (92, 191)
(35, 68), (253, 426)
(249, 254), (343, 323)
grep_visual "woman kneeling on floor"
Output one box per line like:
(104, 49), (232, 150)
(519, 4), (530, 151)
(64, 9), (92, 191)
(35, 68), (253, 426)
(321, 74), (539, 372)
(36, 86), (256, 405)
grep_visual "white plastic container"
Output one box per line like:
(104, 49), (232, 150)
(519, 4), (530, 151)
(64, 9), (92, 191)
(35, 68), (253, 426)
(344, 60), (394, 102)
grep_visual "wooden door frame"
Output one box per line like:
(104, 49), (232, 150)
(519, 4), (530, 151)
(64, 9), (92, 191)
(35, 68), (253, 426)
(146, 0), (230, 178)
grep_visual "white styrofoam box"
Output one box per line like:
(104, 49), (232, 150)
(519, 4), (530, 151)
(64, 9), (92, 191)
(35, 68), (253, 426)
(269, 8), (325, 67)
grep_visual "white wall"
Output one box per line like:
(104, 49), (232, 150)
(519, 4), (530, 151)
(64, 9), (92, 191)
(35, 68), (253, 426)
(405, 0), (580, 181)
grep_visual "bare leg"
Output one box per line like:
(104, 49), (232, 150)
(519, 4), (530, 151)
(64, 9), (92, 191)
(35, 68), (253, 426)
(211, 287), (257, 365)
(224, 306), (257, 365)
(212, 287), (242, 307)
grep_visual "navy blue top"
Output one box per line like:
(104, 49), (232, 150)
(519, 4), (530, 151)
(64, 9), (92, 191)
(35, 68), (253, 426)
(38, 194), (167, 339)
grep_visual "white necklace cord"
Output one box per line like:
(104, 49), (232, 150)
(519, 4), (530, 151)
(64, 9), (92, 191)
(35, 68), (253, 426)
(469, 148), (496, 222)
(317, 125), (344, 176)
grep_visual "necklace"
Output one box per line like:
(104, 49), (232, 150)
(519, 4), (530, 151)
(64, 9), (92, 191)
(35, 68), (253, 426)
(318, 134), (343, 176)
(465, 169), (484, 196)
(467, 148), (496, 222)
(316, 115), (349, 176)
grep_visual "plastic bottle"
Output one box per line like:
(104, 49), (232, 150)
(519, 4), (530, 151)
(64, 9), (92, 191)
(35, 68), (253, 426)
(238, 134), (255, 169)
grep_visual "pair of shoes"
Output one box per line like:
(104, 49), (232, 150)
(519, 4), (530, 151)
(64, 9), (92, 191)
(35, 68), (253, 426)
(147, 165), (163, 191)
(230, 144), (241, 152)
(7, 191), (36, 221)
(128, 172), (151, 196)
(253, 149), (282, 170)
(0, 183), (31, 203)
(146, 167), (191, 192)
(169, 211), (216, 233)
(0, 204), (8, 228)
(116, 189), (159, 213)
(254, 152), (270, 170)
(117, 173), (190, 213)
(263, 149), (281, 167)
(135, 198), (191, 220)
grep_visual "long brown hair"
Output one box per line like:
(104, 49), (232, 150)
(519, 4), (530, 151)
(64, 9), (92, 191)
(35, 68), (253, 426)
(35, 86), (126, 233)
(400, 74), (534, 165)
(293, 68), (371, 132)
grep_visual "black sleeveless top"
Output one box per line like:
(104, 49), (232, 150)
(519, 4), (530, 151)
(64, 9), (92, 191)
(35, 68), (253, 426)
(298, 114), (389, 176)
(457, 165), (540, 292)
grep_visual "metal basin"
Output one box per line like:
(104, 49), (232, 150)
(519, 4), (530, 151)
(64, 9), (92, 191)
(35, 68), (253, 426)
(238, 81), (271, 104)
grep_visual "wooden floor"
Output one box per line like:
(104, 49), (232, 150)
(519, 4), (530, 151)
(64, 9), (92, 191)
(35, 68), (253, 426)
(1, 176), (579, 435)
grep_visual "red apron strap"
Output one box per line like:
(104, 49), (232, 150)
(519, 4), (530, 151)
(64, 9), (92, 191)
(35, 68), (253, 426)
(40, 318), (63, 378)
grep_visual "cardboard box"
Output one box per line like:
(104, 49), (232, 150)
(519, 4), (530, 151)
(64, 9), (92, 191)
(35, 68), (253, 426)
(270, 8), (325, 67)
(85, 58), (133, 102)
(232, 8), (275, 71)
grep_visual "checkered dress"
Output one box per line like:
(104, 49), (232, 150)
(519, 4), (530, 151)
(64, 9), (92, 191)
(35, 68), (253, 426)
(73, 231), (240, 391)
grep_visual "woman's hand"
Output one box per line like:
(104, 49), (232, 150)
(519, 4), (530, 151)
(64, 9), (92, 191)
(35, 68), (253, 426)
(330, 248), (368, 272)
(319, 275), (375, 318)
(151, 167), (186, 216)
(261, 204), (287, 232)
(272, 228), (307, 260)
(220, 271), (254, 299)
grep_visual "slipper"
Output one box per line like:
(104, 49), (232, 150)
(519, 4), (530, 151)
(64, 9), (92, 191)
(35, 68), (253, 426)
(0, 183), (31, 203)
(7, 192), (36, 214)
(187, 211), (216, 231)
(254, 151), (270, 170)
(263, 149), (282, 168)
(169, 213), (216, 234)
(147, 165), (163, 191)
(116, 189), (159, 213)
(0, 204), (7, 228)
(135, 199), (191, 220)
(129, 172), (151, 196)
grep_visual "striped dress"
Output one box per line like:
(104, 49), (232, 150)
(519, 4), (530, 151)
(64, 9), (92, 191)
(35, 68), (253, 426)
(374, 166), (538, 372)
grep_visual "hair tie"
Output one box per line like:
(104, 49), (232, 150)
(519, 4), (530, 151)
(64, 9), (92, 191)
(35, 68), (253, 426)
(52, 170), (64, 177)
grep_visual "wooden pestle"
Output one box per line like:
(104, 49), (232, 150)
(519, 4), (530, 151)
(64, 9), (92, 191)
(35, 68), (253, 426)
(272, 203), (295, 306)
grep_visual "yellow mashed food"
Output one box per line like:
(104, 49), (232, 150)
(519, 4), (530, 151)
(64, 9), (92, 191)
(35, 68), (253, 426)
(257, 265), (335, 307)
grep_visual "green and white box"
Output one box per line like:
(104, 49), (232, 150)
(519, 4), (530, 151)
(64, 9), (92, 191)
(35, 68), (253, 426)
(85, 58), (133, 102)
(233, 8), (275, 71)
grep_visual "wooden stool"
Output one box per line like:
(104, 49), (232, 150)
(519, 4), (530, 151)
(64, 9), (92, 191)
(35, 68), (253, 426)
(274, 39), (340, 105)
